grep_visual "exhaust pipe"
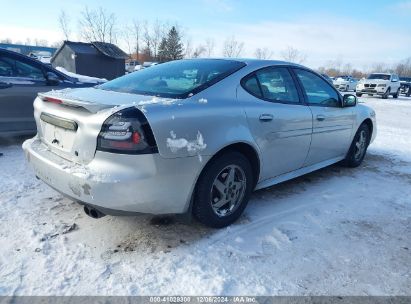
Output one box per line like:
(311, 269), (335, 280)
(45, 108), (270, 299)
(84, 205), (106, 219)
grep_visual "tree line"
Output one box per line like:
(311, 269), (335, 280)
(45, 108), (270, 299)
(1, 6), (410, 77)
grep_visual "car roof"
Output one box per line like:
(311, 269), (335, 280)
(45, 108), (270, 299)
(183, 57), (305, 69)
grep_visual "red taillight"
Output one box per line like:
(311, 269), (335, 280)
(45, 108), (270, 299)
(43, 97), (63, 104)
(109, 141), (134, 149)
(132, 131), (141, 144)
(97, 108), (158, 155)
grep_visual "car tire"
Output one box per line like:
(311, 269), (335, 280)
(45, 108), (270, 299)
(393, 88), (400, 99)
(382, 88), (390, 99)
(356, 93), (362, 97)
(193, 151), (253, 228)
(342, 123), (370, 168)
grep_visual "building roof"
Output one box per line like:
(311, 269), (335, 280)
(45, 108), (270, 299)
(92, 41), (128, 59)
(52, 41), (128, 61)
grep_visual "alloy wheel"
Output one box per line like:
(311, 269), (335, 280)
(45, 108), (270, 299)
(210, 165), (246, 217)
(354, 130), (367, 161)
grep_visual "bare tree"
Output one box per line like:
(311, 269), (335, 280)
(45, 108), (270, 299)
(222, 36), (244, 58)
(50, 41), (63, 49)
(33, 39), (49, 47)
(394, 57), (411, 76)
(150, 20), (161, 59)
(342, 63), (353, 75)
(121, 24), (133, 55)
(0, 38), (12, 43)
(184, 38), (193, 58)
(142, 21), (153, 58)
(131, 19), (142, 60)
(204, 38), (215, 57)
(280, 46), (306, 64)
(58, 10), (71, 40)
(78, 7), (117, 43)
(193, 45), (206, 58)
(370, 62), (390, 73)
(254, 47), (273, 60)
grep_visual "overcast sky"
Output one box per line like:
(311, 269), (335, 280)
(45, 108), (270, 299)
(0, 0), (410, 69)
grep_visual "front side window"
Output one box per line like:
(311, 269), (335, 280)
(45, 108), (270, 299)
(14, 60), (45, 80)
(0, 57), (14, 77)
(242, 67), (300, 104)
(99, 59), (246, 98)
(294, 69), (340, 107)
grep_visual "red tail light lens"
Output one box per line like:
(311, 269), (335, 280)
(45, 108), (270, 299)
(97, 108), (158, 154)
(42, 96), (63, 104)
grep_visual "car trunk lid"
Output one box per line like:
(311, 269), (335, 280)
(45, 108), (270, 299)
(35, 87), (174, 165)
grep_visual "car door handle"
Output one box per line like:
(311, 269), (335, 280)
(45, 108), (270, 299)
(0, 82), (13, 89)
(316, 115), (326, 121)
(259, 114), (274, 121)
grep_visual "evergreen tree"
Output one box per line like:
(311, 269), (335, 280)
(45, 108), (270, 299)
(157, 37), (168, 62)
(166, 26), (184, 61)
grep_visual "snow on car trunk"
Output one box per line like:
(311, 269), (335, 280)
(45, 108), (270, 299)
(0, 96), (410, 295)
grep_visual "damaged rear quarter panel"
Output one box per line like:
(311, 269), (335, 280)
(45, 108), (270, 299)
(140, 85), (259, 160)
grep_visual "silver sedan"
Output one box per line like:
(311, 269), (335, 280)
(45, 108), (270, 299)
(23, 59), (376, 228)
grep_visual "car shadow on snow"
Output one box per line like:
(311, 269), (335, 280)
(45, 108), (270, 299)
(5, 136), (405, 255)
(74, 154), (394, 255)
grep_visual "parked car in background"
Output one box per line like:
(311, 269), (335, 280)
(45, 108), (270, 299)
(333, 75), (358, 92)
(133, 63), (143, 71)
(37, 55), (52, 65)
(399, 76), (411, 97)
(356, 73), (401, 99)
(23, 58), (376, 228)
(142, 62), (159, 69)
(0, 49), (102, 136)
(321, 73), (333, 84)
(125, 60), (141, 73)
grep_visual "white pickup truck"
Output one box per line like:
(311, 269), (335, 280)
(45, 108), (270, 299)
(356, 73), (401, 99)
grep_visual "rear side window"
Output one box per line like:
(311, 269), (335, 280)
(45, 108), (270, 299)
(14, 60), (45, 80)
(294, 69), (340, 107)
(242, 67), (300, 104)
(242, 76), (262, 98)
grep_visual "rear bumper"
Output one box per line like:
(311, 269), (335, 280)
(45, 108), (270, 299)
(334, 84), (349, 91)
(22, 137), (209, 215)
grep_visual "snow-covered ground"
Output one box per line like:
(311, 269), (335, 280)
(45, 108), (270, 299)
(0, 96), (410, 296)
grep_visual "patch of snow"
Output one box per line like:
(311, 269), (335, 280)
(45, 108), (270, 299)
(56, 67), (107, 84)
(136, 96), (178, 106)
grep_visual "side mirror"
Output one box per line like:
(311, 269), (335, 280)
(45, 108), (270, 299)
(46, 72), (60, 86)
(343, 94), (357, 107)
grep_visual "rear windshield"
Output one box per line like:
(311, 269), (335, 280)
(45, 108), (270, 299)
(367, 74), (390, 80)
(99, 59), (246, 98)
(400, 77), (411, 82)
